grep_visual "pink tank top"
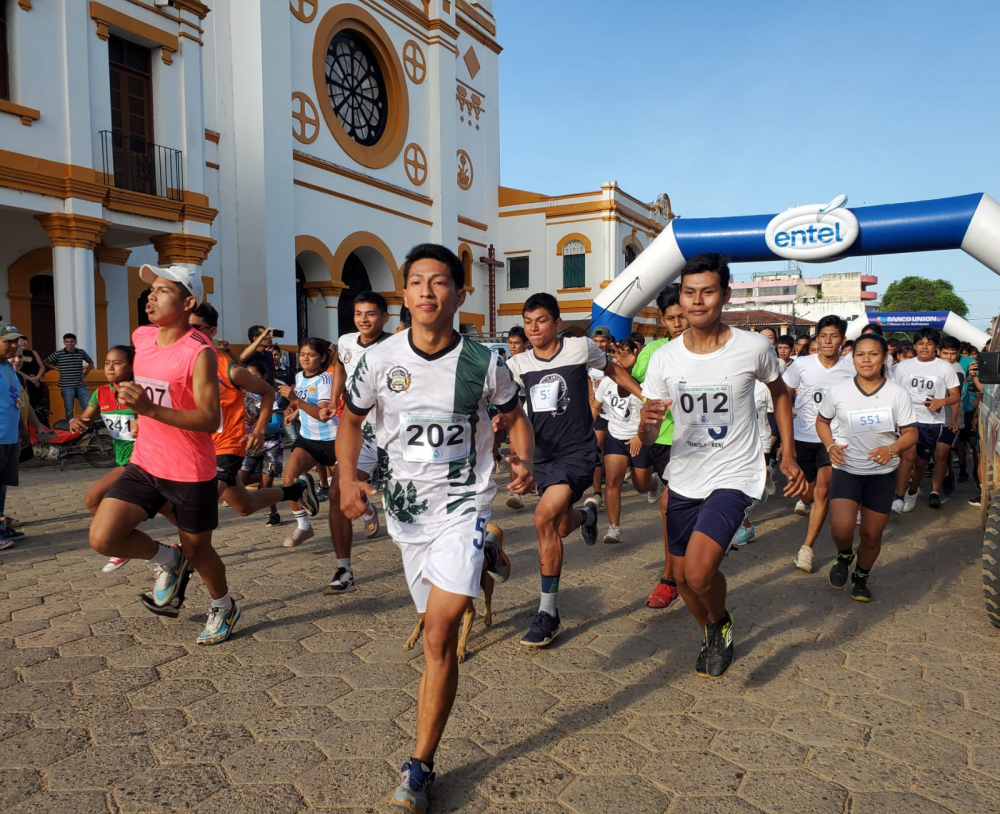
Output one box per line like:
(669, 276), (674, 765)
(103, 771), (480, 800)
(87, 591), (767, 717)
(130, 325), (218, 482)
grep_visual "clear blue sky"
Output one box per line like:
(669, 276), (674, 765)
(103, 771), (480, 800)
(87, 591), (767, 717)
(497, 0), (1000, 327)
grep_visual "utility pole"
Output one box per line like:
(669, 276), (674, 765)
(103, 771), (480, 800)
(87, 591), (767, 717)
(479, 244), (504, 337)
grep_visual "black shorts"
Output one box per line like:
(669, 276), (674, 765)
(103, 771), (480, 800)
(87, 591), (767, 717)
(829, 469), (897, 515)
(535, 448), (600, 504)
(0, 442), (19, 488)
(958, 411), (977, 443)
(594, 417), (609, 432)
(216, 454), (245, 487)
(795, 440), (831, 484)
(649, 443), (671, 481)
(666, 487), (756, 558)
(939, 426), (957, 448)
(292, 436), (337, 468)
(603, 435), (653, 469)
(916, 423), (945, 461)
(106, 463), (218, 534)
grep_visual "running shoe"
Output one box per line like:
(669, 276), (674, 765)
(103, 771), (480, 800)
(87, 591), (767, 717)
(102, 557), (129, 573)
(943, 467), (956, 496)
(392, 759), (435, 813)
(794, 500), (809, 517)
(765, 465), (776, 497)
(891, 498), (904, 515)
(297, 474), (320, 516)
(958, 470), (970, 484)
(152, 547), (189, 607)
(282, 526), (315, 548)
(484, 524), (510, 583)
(603, 524), (623, 544)
(928, 491), (942, 509)
(794, 545), (813, 573)
(829, 549), (855, 589)
(695, 641), (708, 677)
(731, 524), (755, 548)
(323, 567), (356, 595)
(580, 497), (600, 546)
(363, 504), (380, 539)
(969, 497), (983, 508)
(851, 572), (872, 602)
(706, 611), (735, 679)
(505, 492), (525, 510)
(902, 490), (918, 513)
(197, 600), (242, 646)
(520, 611), (562, 647)
(264, 512), (281, 527)
(317, 487), (329, 503)
(139, 591), (182, 618)
(647, 474), (664, 504)
(645, 581), (679, 609)
(0, 519), (25, 542)
(0, 534), (16, 551)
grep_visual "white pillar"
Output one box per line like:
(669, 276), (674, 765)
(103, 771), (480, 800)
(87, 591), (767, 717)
(95, 248), (133, 348)
(52, 246), (98, 354)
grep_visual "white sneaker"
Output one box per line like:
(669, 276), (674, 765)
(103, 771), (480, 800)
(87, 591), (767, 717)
(647, 474), (664, 504)
(794, 500), (809, 517)
(794, 545), (813, 573)
(506, 493), (525, 510)
(891, 498), (904, 515)
(603, 524), (623, 544)
(902, 490), (918, 513)
(765, 465), (776, 497)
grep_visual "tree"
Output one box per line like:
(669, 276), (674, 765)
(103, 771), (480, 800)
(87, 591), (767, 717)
(879, 276), (969, 318)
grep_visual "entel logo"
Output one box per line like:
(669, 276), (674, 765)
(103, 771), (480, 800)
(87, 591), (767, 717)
(765, 195), (859, 260)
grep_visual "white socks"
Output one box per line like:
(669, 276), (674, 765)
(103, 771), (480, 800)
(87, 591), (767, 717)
(337, 557), (352, 572)
(293, 509), (310, 531)
(150, 544), (178, 568)
(211, 593), (233, 611)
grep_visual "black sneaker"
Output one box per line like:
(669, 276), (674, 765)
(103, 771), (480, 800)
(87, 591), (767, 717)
(323, 567), (356, 595)
(317, 487), (329, 503)
(706, 611), (735, 679)
(973, 473), (982, 493)
(851, 572), (872, 602)
(969, 497), (983, 508)
(265, 512), (281, 527)
(958, 470), (970, 483)
(520, 611), (562, 648)
(829, 550), (855, 590)
(695, 641), (708, 678)
(580, 497), (600, 546)
(943, 467), (956, 496)
(929, 492), (942, 509)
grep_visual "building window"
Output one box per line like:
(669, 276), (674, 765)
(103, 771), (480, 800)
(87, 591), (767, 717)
(508, 256), (529, 290)
(325, 30), (387, 146)
(624, 244), (638, 267)
(562, 240), (586, 288)
(0, 3), (9, 101)
(108, 36), (155, 195)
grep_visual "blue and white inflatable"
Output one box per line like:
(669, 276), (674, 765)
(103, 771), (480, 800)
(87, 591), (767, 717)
(592, 193), (1000, 343)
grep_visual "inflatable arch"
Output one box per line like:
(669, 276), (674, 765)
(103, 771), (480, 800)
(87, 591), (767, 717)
(592, 192), (1000, 342)
(845, 311), (990, 349)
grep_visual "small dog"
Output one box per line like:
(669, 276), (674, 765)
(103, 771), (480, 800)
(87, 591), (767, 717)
(404, 523), (509, 663)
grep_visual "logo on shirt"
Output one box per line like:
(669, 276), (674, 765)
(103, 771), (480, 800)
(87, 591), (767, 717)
(765, 194), (859, 261)
(540, 373), (569, 415)
(341, 349), (353, 365)
(387, 365), (412, 393)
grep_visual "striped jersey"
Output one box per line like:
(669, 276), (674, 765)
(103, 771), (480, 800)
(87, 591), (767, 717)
(338, 330), (389, 443)
(295, 370), (336, 441)
(345, 330), (519, 535)
(44, 348), (94, 387)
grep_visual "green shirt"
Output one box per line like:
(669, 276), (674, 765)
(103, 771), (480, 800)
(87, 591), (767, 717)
(633, 337), (674, 446)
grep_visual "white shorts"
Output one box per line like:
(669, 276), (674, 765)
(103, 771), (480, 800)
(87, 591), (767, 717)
(358, 439), (378, 477)
(392, 510), (490, 614)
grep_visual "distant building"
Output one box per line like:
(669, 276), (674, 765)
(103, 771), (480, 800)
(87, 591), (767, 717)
(726, 268), (879, 327)
(721, 309), (815, 335)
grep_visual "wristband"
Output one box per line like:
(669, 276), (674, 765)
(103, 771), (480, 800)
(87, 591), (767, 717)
(826, 443), (837, 453)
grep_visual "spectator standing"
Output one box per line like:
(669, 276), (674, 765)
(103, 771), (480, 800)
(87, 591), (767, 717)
(16, 336), (46, 415)
(271, 344), (293, 383)
(44, 333), (94, 418)
(239, 325), (277, 384)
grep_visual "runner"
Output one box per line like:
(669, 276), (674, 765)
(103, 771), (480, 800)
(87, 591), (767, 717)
(507, 293), (643, 648)
(817, 333), (917, 600)
(504, 325), (530, 511)
(587, 325), (617, 509)
(238, 359), (287, 526)
(337, 243), (533, 813)
(891, 327), (960, 511)
(188, 304), (318, 520)
(69, 345), (138, 572)
(631, 282), (687, 608)
(591, 337), (656, 544)
(88, 264), (239, 645)
(639, 252), (805, 678)
(323, 291), (390, 594)
(277, 338), (338, 547)
(939, 336), (966, 496)
(783, 315), (855, 573)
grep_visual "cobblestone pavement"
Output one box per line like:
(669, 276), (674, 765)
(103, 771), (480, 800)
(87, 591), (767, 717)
(1, 460), (999, 813)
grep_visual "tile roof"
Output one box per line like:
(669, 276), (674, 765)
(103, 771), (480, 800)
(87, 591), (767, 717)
(722, 309), (816, 328)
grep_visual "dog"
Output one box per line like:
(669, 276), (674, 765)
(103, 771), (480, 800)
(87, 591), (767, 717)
(404, 523), (509, 663)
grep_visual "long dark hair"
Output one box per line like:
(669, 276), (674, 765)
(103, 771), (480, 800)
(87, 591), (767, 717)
(299, 337), (333, 370)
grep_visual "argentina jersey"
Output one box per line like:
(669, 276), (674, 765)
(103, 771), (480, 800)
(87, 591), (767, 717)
(295, 371), (336, 441)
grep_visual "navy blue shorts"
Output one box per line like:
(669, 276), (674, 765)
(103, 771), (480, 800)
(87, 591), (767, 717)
(535, 448), (600, 504)
(666, 487), (756, 558)
(603, 435), (653, 469)
(915, 423), (944, 461)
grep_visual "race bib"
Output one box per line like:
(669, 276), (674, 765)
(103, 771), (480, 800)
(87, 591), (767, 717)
(529, 381), (560, 413)
(676, 383), (733, 427)
(134, 376), (172, 409)
(906, 375), (939, 397)
(606, 393), (633, 422)
(811, 387), (828, 405)
(848, 408), (892, 435)
(101, 413), (135, 442)
(401, 413), (471, 463)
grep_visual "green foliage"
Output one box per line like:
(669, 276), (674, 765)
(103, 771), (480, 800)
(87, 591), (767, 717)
(879, 277), (969, 318)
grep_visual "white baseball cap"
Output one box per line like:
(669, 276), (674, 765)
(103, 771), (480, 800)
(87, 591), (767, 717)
(139, 263), (204, 304)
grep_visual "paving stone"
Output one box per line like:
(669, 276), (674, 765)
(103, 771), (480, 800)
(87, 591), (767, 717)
(151, 724), (254, 764)
(537, 671), (620, 702)
(479, 754), (575, 803)
(970, 746), (1000, 779)
(531, 645), (608, 674)
(546, 700), (635, 734)
(113, 765), (227, 813)
(89, 708), (187, 745)
(192, 784), (306, 814)
(314, 718), (406, 759)
(711, 730), (808, 770)
(221, 739), (326, 784)
(641, 750), (744, 794)
(46, 745), (150, 790)
(914, 765), (1000, 812)
(847, 791), (954, 814)
(923, 663), (992, 693)
(0, 712), (32, 740)
(32, 696), (123, 729)
(0, 727), (89, 768)
(20, 655), (105, 683)
(771, 711), (868, 749)
(185, 692), (275, 724)
(560, 775), (670, 813)
(740, 770), (849, 813)
(878, 678), (964, 708)
(0, 646), (57, 669)
(807, 746), (915, 791)
(471, 688), (558, 719)
(105, 644), (186, 669)
(127, 679), (216, 708)
(6, 790), (112, 813)
(57, 635), (134, 658)
(472, 716), (564, 756)
(828, 694), (917, 729)
(867, 726), (968, 768)
(919, 703), (999, 745)
(625, 714), (719, 752)
(245, 705), (339, 740)
(0, 768), (44, 809)
(551, 734), (650, 776)
(690, 698), (774, 730)
(336, 661), (421, 689)
(744, 677), (830, 711)
(331, 688), (413, 720)
(73, 667), (158, 696)
(295, 759), (397, 807)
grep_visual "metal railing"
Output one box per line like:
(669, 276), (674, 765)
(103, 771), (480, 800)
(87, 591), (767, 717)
(99, 130), (183, 200)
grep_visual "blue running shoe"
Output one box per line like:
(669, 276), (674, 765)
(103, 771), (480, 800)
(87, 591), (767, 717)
(520, 610), (562, 648)
(152, 547), (189, 607)
(731, 524), (755, 548)
(197, 600), (242, 646)
(580, 497), (600, 546)
(393, 759), (434, 813)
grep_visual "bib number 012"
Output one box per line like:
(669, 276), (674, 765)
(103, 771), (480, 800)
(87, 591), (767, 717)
(677, 383), (733, 427)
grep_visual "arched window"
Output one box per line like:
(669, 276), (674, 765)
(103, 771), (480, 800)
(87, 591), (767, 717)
(624, 244), (638, 267)
(562, 239), (586, 288)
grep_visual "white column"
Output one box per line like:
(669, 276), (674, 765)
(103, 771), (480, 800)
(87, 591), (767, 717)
(52, 246), (98, 354)
(95, 249), (133, 348)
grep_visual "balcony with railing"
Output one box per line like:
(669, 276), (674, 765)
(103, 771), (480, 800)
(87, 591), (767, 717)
(100, 130), (183, 201)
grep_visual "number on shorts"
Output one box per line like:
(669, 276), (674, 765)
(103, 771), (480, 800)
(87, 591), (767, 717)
(473, 516), (486, 549)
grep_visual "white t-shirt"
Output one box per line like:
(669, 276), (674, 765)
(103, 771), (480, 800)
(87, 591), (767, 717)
(588, 367), (610, 421)
(818, 378), (917, 475)
(345, 330), (519, 539)
(642, 328), (782, 500)
(340, 331), (390, 443)
(593, 376), (643, 442)
(782, 354), (856, 444)
(754, 381), (774, 454)
(892, 357), (960, 425)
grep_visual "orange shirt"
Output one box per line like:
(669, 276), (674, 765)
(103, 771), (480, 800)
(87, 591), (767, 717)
(214, 355), (246, 456)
